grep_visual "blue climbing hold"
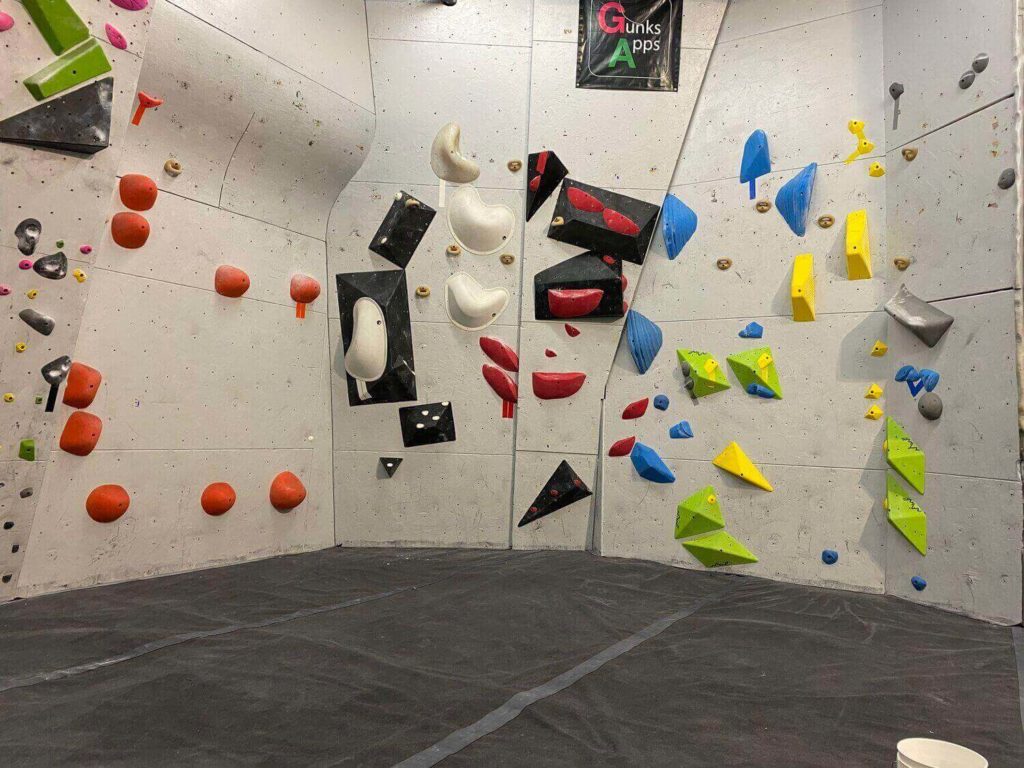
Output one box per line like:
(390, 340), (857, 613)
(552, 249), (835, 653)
(630, 442), (675, 483)
(746, 383), (776, 399)
(821, 549), (839, 565)
(918, 368), (940, 392)
(911, 576), (927, 591)
(653, 394), (669, 411)
(740, 129), (771, 199)
(895, 365), (919, 383)
(669, 421), (693, 439)
(907, 379), (925, 397)
(775, 162), (817, 236)
(626, 309), (663, 375)
(661, 194), (698, 260)
(738, 321), (764, 339)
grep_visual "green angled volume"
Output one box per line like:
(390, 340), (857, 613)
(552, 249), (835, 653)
(674, 485), (725, 539)
(682, 530), (758, 568)
(677, 349), (731, 398)
(24, 40), (112, 101)
(24, 0), (90, 55)
(727, 346), (782, 399)
(885, 417), (925, 493)
(885, 473), (927, 555)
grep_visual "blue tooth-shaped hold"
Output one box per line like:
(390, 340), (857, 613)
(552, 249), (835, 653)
(918, 368), (940, 392)
(626, 309), (663, 375)
(775, 163), (817, 236)
(669, 421), (694, 439)
(740, 129), (771, 200)
(738, 321), (764, 339)
(661, 193), (698, 260)
(895, 365), (919, 383)
(630, 442), (676, 483)
(746, 383), (777, 399)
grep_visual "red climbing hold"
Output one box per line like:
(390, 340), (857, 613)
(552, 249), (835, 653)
(621, 398), (649, 419)
(479, 336), (519, 372)
(532, 371), (586, 400)
(270, 471), (306, 511)
(567, 186), (605, 213)
(620, 274), (628, 291)
(59, 411), (102, 456)
(544, 349), (557, 357)
(111, 212), (150, 249)
(603, 208), (640, 236)
(535, 150), (549, 174)
(201, 482), (236, 516)
(290, 274), (320, 318)
(86, 484), (130, 523)
(482, 364), (518, 403)
(547, 288), (604, 319)
(608, 436), (636, 457)
(63, 362), (102, 408)
(528, 175), (541, 192)
(564, 323), (581, 337)
(131, 91), (162, 126)
(215, 265), (250, 298)
(119, 174), (158, 211)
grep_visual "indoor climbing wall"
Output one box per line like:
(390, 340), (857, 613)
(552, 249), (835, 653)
(5, 0), (375, 595)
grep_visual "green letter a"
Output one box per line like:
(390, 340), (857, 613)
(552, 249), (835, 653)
(608, 38), (636, 69)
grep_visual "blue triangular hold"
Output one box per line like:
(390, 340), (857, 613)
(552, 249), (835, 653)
(775, 163), (817, 236)
(669, 421), (693, 439)
(661, 194), (698, 260)
(630, 442), (675, 483)
(740, 129), (771, 199)
(738, 321), (763, 339)
(626, 309), (663, 375)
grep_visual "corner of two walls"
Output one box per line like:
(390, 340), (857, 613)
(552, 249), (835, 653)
(4, 0), (375, 597)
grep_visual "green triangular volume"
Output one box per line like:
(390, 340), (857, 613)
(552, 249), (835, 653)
(682, 530), (758, 568)
(885, 417), (925, 493)
(886, 473), (927, 555)
(674, 485), (725, 538)
(676, 349), (731, 398)
(727, 346), (782, 399)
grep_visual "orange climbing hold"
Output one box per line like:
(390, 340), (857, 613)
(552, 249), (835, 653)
(201, 482), (236, 516)
(63, 362), (102, 408)
(270, 471), (306, 511)
(111, 211), (150, 249)
(131, 91), (162, 125)
(59, 411), (103, 456)
(214, 265), (250, 298)
(290, 274), (321, 318)
(86, 484), (130, 523)
(119, 174), (158, 211)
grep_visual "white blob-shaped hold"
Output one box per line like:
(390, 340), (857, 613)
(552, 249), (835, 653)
(444, 273), (510, 331)
(430, 122), (480, 183)
(446, 186), (515, 255)
(344, 297), (388, 400)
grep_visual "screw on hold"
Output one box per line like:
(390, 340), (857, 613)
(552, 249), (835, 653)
(893, 257), (910, 271)
(164, 158), (182, 177)
(446, 243), (461, 256)
(889, 82), (903, 130)
(500, 253), (515, 265)
(716, 258), (732, 270)
(415, 285), (431, 297)
(902, 147), (918, 161)
(507, 159), (522, 172)
(550, 216), (565, 227)
(817, 214), (834, 229)
(821, 549), (839, 565)
(404, 197), (421, 208)
(971, 53), (989, 73)
(958, 70), (975, 89)
(754, 200), (771, 213)
(997, 168), (1016, 189)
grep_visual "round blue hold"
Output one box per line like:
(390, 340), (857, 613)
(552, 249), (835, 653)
(653, 394), (669, 411)
(911, 576), (927, 591)
(821, 549), (839, 565)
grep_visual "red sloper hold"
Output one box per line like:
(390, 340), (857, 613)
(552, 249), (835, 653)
(479, 336), (519, 372)
(482, 364), (518, 403)
(603, 208), (640, 236)
(622, 398), (649, 419)
(547, 288), (604, 319)
(567, 186), (604, 213)
(532, 371), (586, 400)
(290, 274), (321, 304)
(608, 436), (636, 457)
(201, 482), (236, 516)
(63, 362), (102, 408)
(564, 323), (581, 337)
(215, 265), (250, 297)
(111, 212), (150, 249)
(59, 411), (103, 456)
(270, 471), (306, 511)
(86, 484), (130, 523)
(119, 174), (158, 211)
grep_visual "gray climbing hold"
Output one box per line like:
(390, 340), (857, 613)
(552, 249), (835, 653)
(32, 251), (68, 280)
(41, 356), (71, 385)
(971, 53), (989, 73)
(19, 308), (55, 336)
(15, 218), (41, 256)
(884, 284), (954, 348)
(918, 392), (943, 420)
(997, 168), (1016, 189)
(958, 70), (975, 89)
(888, 82), (904, 99)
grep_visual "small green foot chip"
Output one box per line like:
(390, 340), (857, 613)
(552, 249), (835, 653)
(683, 530), (758, 567)
(727, 346), (782, 399)
(885, 473), (927, 555)
(885, 417), (925, 493)
(675, 485), (725, 538)
(18, 439), (36, 462)
(24, 40), (112, 101)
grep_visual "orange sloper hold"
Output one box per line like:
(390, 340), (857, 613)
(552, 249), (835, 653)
(111, 211), (150, 248)
(119, 174), (158, 211)
(63, 362), (102, 408)
(214, 265), (250, 298)
(59, 411), (102, 456)
(201, 482), (236, 516)
(86, 484), (130, 523)
(270, 471), (306, 511)
(290, 274), (321, 304)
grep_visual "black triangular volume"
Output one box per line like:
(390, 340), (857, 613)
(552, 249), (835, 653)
(546, 179), (659, 264)
(368, 191), (436, 268)
(379, 457), (403, 477)
(526, 150), (568, 221)
(517, 460), (593, 527)
(533, 251), (624, 320)
(0, 77), (113, 156)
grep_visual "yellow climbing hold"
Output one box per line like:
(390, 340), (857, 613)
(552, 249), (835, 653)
(26, 289), (38, 300)
(870, 340), (888, 357)
(15, 343), (27, 353)
(865, 383), (883, 399)
(845, 210), (872, 280)
(844, 120), (875, 164)
(865, 405), (884, 420)
(3, 393), (14, 403)
(712, 441), (773, 492)
(790, 253), (815, 322)
(869, 162), (886, 177)
(72, 268), (87, 283)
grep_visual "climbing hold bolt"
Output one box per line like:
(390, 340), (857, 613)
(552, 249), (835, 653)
(997, 168), (1016, 189)
(817, 215), (834, 229)
(132, 91), (163, 125)
(911, 576), (927, 591)
(821, 549), (839, 565)
(716, 258), (732, 270)
(15, 343), (26, 353)
(971, 53), (989, 73)
(868, 162), (885, 178)
(902, 148), (918, 161)
(958, 70), (975, 89)
(894, 257), (910, 271)
(507, 160), (522, 172)
(415, 285), (431, 297)
(500, 253), (515, 265)
(164, 158), (183, 177)
(446, 243), (461, 256)
(3, 393), (13, 403)
(918, 392), (943, 420)
(26, 289), (38, 300)
(754, 200), (771, 213)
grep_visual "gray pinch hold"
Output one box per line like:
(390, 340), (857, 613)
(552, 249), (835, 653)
(19, 308), (56, 336)
(884, 284), (954, 348)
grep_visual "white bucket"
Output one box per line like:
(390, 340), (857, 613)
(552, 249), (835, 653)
(896, 738), (988, 768)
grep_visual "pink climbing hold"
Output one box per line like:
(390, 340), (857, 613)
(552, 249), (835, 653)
(79, 244), (92, 254)
(0, 12), (14, 32)
(564, 323), (581, 338)
(104, 23), (128, 49)
(0, 285), (11, 296)
(18, 259), (32, 270)
(111, 0), (149, 10)
(621, 398), (649, 419)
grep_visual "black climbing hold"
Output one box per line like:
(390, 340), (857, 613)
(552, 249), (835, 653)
(517, 459), (593, 527)
(398, 402), (455, 447)
(19, 308), (55, 336)
(533, 251), (624, 320)
(368, 191), (436, 269)
(997, 168), (1016, 190)
(32, 251), (68, 280)
(918, 392), (943, 420)
(971, 53), (989, 73)
(19, 488), (33, 499)
(379, 457), (403, 477)
(41, 356), (71, 386)
(888, 82), (904, 100)
(15, 218), (41, 256)
(0, 77), (113, 155)
(526, 150), (569, 221)
(958, 70), (975, 89)
(547, 179), (659, 265)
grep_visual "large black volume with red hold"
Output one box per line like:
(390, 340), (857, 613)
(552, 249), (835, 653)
(533, 251), (625, 320)
(546, 179), (659, 264)
(518, 460), (593, 527)
(526, 150), (568, 221)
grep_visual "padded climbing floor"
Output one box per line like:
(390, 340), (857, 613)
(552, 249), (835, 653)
(0, 548), (1021, 766)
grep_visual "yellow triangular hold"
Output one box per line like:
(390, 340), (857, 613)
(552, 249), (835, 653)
(845, 210), (872, 280)
(865, 405), (884, 420)
(870, 340), (887, 357)
(865, 383), (883, 399)
(791, 253), (815, 321)
(868, 162), (885, 177)
(712, 441), (773, 492)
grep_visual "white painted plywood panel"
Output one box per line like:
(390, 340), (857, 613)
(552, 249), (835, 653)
(334, 449), (511, 548)
(718, 0), (880, 43)
(368, 0), (533, 47)
(533, 0), (727, 49)
(600, 458), (887, 592)
(512, 450), (596, 550)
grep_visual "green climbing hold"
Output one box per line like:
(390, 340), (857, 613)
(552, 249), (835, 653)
(677, 349), (731, 398)
(23, 0), (89, 55)
(885, 417), (925, 493)
(24, 39), (111, 101)
(727, 346), (782, 399)
(18, 439), (36, 462)
(675, 485), (725, 539)
(886, 473), (927, 555)
(682, 530), (758, 568)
